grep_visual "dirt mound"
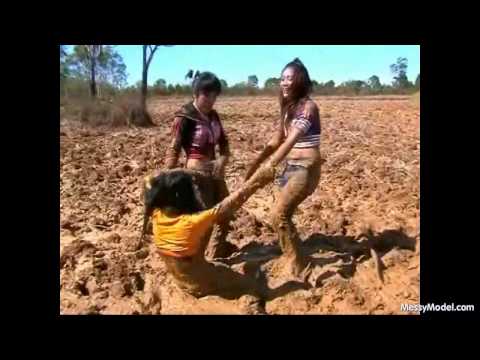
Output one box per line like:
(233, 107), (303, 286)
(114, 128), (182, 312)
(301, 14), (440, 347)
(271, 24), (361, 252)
(60, 96), (420, 314)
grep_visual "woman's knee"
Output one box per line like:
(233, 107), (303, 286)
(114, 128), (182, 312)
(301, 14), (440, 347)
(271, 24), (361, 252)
(271, 207), (288, 231)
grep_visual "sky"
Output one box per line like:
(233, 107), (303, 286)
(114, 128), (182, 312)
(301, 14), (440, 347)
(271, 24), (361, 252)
(65, 45), (420, 88)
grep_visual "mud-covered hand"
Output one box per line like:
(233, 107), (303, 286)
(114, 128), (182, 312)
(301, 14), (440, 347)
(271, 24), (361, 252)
(302, 106), (313, 119)
(215, 162), (277, 222)
(251, 162), (276, 184)
(212, 159), (226, 179)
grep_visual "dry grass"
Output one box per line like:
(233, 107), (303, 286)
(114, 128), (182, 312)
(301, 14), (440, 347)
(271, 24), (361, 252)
(411, 92), (420, 107)
(61, 96), (154, 127)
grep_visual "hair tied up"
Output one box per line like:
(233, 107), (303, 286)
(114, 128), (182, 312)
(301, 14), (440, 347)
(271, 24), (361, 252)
(293, 58), (304, 66)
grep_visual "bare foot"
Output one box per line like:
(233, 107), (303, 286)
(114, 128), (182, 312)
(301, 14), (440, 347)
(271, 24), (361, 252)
(289, 255), (313, 282)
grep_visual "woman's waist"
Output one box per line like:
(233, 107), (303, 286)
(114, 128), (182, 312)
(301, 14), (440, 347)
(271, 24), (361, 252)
(186, 158), (215, 174)
(286, 148), (320, 164)
(184, 143), (215, 158)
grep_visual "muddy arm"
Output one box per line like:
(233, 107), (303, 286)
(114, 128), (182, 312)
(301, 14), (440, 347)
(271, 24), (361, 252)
(215, 164), (277, 222)
(244, 118), (284, 180)
(213, 135), (231, 178)
(165, 116), (185, 169)
(267, 127), (303, 167)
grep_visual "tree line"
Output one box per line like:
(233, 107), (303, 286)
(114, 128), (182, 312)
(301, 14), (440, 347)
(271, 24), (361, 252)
(61, 46), (419, 101)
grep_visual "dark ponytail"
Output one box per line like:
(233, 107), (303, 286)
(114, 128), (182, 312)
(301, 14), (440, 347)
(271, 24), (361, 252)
(192, 71), (222, 96)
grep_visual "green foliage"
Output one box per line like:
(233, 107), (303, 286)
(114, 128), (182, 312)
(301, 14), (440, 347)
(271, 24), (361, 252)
(264, 77), (280, 88)
(154, 78), (167, 89)
(61, 49), (419, 102)
(368, 75), (382, 92)
(324, 80), (335, 88)
(340, 80), (367, 95)
(247, 75), (259, 88)
(390, 57), (413, 89)
(61, 45), (127, 99)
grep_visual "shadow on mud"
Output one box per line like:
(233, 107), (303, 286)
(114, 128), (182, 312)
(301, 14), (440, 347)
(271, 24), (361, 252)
(302, 228), (416, 256)
(222, 228), (417, 290)
(301, 229), (417, 285)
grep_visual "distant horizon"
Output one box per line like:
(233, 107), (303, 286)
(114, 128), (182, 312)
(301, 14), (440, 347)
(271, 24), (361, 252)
(64, 45), (420, 88)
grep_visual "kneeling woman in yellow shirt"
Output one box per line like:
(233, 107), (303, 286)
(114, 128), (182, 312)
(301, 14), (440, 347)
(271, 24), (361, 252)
(142, 164), (277, 300)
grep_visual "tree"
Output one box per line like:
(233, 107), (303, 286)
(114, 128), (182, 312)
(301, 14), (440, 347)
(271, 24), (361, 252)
(140, 45), (174, 109)
(264, 77), (280, 88)
(154, 78), (167, 89)
(230, 82), (248, 95)
(67, 45), (103, 98)
(415, 73), (420, 89)
(324, 80), (335, 88)
(60, 45), (70, 97)
(368, 75), (382, 92)
(390, 57), (410, 89)
(66, 45), (127, 98)
(182, 85), (192, 94)
(247, 75), (259, 88)
(167, 84), (175, 94)
(60, 45), (69, 79)
(220, 79), (228, 89)
(97, 46), (127, 89)
(341, 80), (366, 95)
(141, 45), (159, 108)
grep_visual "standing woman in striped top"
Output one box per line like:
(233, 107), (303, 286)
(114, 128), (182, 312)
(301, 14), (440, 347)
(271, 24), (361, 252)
(244, 58), (321, 279)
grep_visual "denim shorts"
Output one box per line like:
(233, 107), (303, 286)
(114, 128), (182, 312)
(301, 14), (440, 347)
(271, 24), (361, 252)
(274, 163), (307, 188)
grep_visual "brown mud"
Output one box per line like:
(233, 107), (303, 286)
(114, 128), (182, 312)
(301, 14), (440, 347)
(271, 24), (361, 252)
(60, 96), (419, 315)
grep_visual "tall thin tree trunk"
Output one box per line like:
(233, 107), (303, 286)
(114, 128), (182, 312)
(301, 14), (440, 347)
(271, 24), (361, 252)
(90, 57), (97, 99)
(141, 45), (148, 110)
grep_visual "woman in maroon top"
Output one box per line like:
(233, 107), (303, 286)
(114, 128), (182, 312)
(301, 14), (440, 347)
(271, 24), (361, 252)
(164, 72), (237, 259)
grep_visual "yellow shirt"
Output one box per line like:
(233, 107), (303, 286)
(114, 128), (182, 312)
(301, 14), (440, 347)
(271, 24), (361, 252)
(152, 206), (219, 258)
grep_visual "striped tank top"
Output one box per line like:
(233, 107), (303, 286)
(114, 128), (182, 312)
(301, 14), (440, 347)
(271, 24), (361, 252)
(283, 99), (321, 148)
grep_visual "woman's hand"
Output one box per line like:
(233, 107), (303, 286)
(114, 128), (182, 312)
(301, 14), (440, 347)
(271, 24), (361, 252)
(254, 162), (276, 183)
(212, 159), (226, 179)
(303, 106), (313, 119)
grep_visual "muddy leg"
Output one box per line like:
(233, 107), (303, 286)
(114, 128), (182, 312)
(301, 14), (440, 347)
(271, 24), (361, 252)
(162, 253), (265, 300)
(271, 163), (320, 278)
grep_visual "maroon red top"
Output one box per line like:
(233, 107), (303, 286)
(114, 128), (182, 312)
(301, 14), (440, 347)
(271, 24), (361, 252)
(170, 101), (228, 160)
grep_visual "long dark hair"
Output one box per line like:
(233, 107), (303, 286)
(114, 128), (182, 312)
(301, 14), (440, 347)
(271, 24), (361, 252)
(141, 170), (201, 240)
(279, 58), (312, 122)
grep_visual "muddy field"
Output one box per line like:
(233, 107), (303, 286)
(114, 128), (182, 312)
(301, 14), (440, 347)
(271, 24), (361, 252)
(60, 95), (420, 315)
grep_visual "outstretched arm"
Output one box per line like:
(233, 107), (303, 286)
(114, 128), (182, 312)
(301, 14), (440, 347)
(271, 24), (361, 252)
(215, 163), (277, 222)
(244, 119), (284, 180)
(245, 103), (316, 179)
(266, 126), (303, 167)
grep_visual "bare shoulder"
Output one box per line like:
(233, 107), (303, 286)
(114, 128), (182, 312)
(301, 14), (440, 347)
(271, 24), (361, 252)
(304, 98), (319, 112)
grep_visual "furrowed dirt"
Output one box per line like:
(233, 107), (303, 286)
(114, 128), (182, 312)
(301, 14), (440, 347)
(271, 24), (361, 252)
(60, 95), (420, 315)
